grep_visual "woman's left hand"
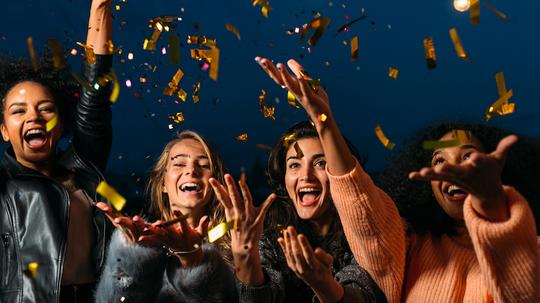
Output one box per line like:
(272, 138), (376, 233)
(278, 226), (344, 302)
(409, 135), (518, 221)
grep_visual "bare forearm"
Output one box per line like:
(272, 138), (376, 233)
(315, 115), (356, 176)
(86, 1), (112, 54)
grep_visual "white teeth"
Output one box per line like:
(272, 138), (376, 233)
(447, 184), (464, 194)
(299, 188), (319, 193)
(26, 129), (45, 136)
(181, 183), (200, 191)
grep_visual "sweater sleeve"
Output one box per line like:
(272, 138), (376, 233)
(327, 160), (406, 303)
(166, 243), (237, 302)
(95, 230), (167, 303)
(464, 186), (540, 303)
(335, 256), (388, 303)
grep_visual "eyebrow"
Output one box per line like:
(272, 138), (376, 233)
(286, 152), (325, 162)
(170, 153), (209, 161)
(8, 100), (55, 109)
(432, 144), (479, 157)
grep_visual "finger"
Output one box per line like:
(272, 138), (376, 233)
(238, 177), (254, 216)
(298, 234), (316, 268)
(209, 178), (234, 210)
(255, 57), (286, 87)
(279, 63), (301, 96)
(224, 174), (244, 216)
(196, 215), (209, 236)
(286, 59), (308, 79)
(114, 216), (135, 232)
(314, 247), (334, 268)
(296, 76), (317, 107)
(255, 193), (277, 224)
(281, 232), (297, 270)
(492, 135), (518, 162)
(132, 216), (147, 235)
(137, 235), (165, 247)
(289, 231), (309, 273)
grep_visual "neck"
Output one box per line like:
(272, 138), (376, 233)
(17, 157), (55, 177)
(310, 213), (334, 237)
(177, 206), (205, 227)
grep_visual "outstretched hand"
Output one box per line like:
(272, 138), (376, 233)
(409, 135), (518, 221)
(96, 202), (149, 244)
(255, 57), (332, 125)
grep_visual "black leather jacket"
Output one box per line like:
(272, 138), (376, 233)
(0, 55), (114, 302)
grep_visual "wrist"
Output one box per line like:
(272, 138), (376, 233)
(470, 187), (509, 222)
(166, 244), (204, 267)
(311, 275), (344, 303)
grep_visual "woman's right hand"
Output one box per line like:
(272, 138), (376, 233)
(209, 174), (276, 285)
(96, 202), (148, 244)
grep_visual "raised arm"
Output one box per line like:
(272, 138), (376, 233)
(73, 0), (113, 171)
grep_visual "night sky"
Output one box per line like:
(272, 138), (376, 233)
(1, 0), (539, 201)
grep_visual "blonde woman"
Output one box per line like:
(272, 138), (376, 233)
(95, 130), (235, 302)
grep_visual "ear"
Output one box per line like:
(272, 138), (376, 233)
(0, 123), (9, 142)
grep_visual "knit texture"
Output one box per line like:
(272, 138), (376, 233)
(328, 161), (539, 303)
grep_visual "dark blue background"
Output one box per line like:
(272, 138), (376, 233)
(1, 0), (539, 202)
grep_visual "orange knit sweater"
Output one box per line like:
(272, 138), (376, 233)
(327, 161), (539, 303)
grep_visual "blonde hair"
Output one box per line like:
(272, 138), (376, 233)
(146, 130), (226, 232)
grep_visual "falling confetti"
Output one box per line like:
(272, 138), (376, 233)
(96, 181), (127, 212)
(374, 124), (396, 150)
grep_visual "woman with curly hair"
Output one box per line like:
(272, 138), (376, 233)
(250, 58), (539, 302)
(0, 1), (115, 302)
(207, 57), (386, 303)
(95, 130), (237, 302)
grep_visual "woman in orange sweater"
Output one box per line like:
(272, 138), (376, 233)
(256, 56), (539, 303)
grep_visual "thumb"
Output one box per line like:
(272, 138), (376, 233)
(493, 134), (518, 163)
(314, 247), (333, 268)
(196, 215), (209, 236)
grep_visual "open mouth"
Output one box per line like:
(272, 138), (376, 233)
(298, 187), (321, 206)
(443, 184), (468, 201)
(180, 182), (202, 193)
(24, 128), (47, 149)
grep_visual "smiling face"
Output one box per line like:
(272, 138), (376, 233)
(0, 81), (62, 168)
(430, 131), (484, 220)
(162, 138), (214, 216)
(284, 137), (332, 221)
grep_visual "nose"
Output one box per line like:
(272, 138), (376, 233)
(25, 107), (44, 123)
(184, 163), (201, 177)
(298, 164), (314, 182)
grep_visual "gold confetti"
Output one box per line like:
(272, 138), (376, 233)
(281, 133), (296, 148)
(105, 40), (115, 55)
(258, 89), (276, 120)
(48, 38), (65, 70)
(143, 16), (177, 50)
(76, 42), (96, 64)
(495, 72), (507, 97)
(252, 0), (272, 18)
(46, 116), (58, 132)
(208, 219), (238, 243)
(293, 142), (304, 158)
(486, 89), (514, 121)
(225, 23), (241, 40)
(374, 124), (396, 150)
(27, 37), (38, 72)
(287, 91), (301, 108)
(350, 36), (359, 61)
(422, 130), (472, 150)
(470, 0), (480, 24)
(255, 143), (272, 151)
(169, 112), (185, 123)
(388, 67), (399, 79)
(317, 113), (328, 122)
(423, 37), (437, 70)
(168, 34), (181, 65)
(96, 70), (121, 103)
(188, 36), (220, 81)
(71, 72), (94, 92)
(484, 2), (508, 21)
(192, 82), (201, 103)
(27, 262), (39, 279)
(300, 16), (331, 47)
(163, 68), (187, 101)
(96, 181), (127, 212)
(449, 28), (469, 61)
(235, 133), (248, 141)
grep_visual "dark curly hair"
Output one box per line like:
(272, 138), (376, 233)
(377, 121), (540, 236)
(0, 51), (79, 133)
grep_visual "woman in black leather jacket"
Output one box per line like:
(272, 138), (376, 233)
(0, 1), (114, 302)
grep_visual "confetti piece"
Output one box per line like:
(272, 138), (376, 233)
(235, 133), (248, 141)
(187, 35), (217, 47)
(423, 37), (437, 70)
(258, 89), (276, 120)
(27, 262), (39, 279)
(470, 0), (480, 24)
(143, 17), (177, 51)
(495, 72), (507, 97)
(300, 16), (331, 47)
(168, 34), (181, 65)
(48, 38), (65, 70)
(46, 116), (58, 132)
(163, 68), (187, 101)
(188, 36), (220, 81)
(127, 52), (134, 60)
(225, 23), (241, 40)
(27, 37), (38, 72)
(293, 142), (304, 158)
(336, 15), (367, 33)
(70, 48), (78, 56)
(281, 133), (296, 148)
(317, 113), (328, 122)
(96, 69), (120, 103)
(484, 2), (508, 21)
(388, 67), (399, 79)
(252, 0), (272, 18)
(374, 124), (395, 150)
(453, 0), (471, 12)
(76, 42), (96, 64)
(192, 82), (201, 103)
(96, 181), (126, 212)
(485, 89), (514, 121)
(169, 112), (185, 123)
(449, 28), (469, 61)
(255, 143), (272, 151)
(208, 219), (238, 243)
(125, 79), (132, 88)
(287, 91), (301, 108)
(71, 72), (95, 92)
(422, 130), (472, 150)
(350, 36), (359, 61)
